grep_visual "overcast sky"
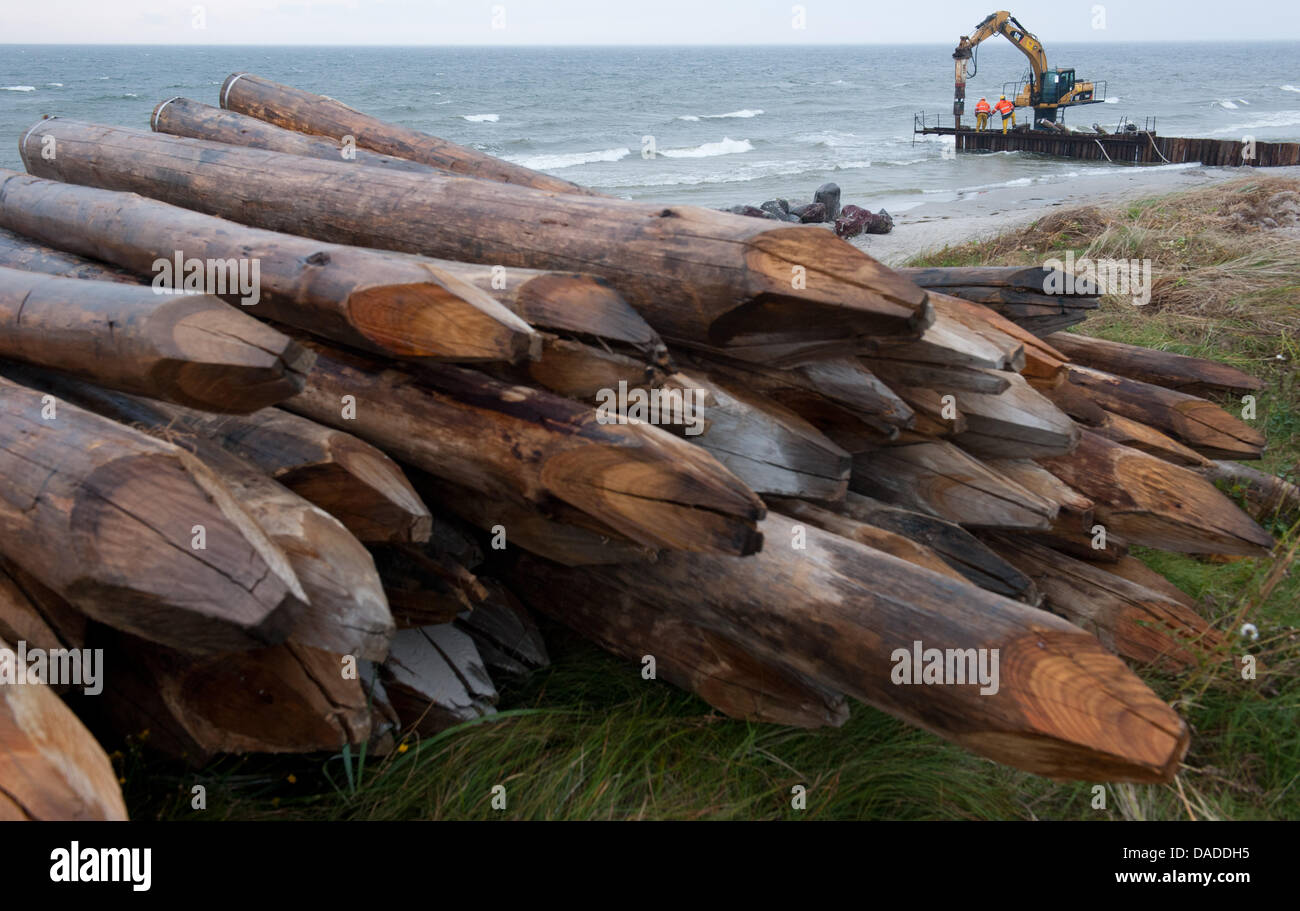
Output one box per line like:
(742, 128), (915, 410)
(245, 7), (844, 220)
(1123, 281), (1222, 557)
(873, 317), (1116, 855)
(5, 0), (1300, 45)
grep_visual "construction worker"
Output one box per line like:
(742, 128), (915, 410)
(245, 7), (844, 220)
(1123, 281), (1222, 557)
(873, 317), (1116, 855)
(995, 95), (1016, 133)
(974, 97), (991, 132)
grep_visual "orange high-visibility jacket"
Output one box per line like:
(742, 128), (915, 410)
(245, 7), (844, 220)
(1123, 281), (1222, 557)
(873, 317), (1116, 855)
(995, 99), (1014, 115)
(975, 99), (991, 114)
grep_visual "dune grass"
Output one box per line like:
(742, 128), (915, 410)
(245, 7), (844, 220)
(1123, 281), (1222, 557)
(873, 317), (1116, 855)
(119, 177), (1300, 822)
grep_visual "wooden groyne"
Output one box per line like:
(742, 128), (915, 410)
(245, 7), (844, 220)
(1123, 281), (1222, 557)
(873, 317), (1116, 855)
(916, 126), (1300, 167)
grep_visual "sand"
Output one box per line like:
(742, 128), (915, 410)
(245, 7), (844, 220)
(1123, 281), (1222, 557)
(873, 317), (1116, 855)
(853, 163), (1300, 266)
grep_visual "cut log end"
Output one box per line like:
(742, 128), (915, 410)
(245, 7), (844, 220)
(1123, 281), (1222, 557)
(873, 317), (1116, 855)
(346, 280), (536, 362)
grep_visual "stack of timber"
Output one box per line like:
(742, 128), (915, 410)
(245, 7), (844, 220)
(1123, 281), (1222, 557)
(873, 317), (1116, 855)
(0, 74), (1283, 818)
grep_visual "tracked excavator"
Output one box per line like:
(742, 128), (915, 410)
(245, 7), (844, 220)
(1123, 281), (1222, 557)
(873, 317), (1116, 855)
(952, 11), (1105, 129)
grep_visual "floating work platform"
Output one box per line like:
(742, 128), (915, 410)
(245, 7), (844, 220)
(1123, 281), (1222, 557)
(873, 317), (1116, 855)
(915, 119), (1300, 167)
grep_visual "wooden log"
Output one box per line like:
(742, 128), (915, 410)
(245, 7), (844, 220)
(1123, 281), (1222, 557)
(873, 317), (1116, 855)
(1094, 556), (1200, 611)
(413, 473), (659, 566)
(1093, 409), (1210, 467)
(0, 169), (536, 362)
(862, 311), (1014, 370)
(370, 542), (487, 628)
(898, 265), (1097, 295)
(0, 226), (137, 282)
(666, 370), (850, 501)
(925, 290), (1069, 377)
(1063, 365), (1265, 460)
(379, 625), (498, 734)
(1199, 459), (1300, 525)
(0, 637), (128, 820)
(513, 560), (848, 728)
(514, 513), (1189, 782)
(490, 333), (663, 402)
(99, 634), (373, 761)
(866, 359), (1011, 395)
(0, 375), (301, 653)
(155, 96), (439, 175)
(852, 441), (1057, 529)
(1037, 430), (1274, 556)
(20, 121), (932, 358)
(454, 579), (550, 678)
(770, 497), (969, 584)
(835, 492), (1040, 602)
(281, 339), (765, 555)
(219, 72), (594, 194)
(0, 265), (310, 413)
(13, 371), (396, 660)
(1047, 332), (1264, 397)
(917, 286), (1100, 310)
(886, 386), (967, 437)
(986, 458), (1094, 529)
(123, 404), (433, 544)
(0, 559), (86, 655)
(983, 534), (1226, 671)
(950, 373), (1080, 459)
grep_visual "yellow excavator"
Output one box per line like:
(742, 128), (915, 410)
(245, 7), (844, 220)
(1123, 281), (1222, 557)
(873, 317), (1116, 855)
(952, 11), (1105, 129)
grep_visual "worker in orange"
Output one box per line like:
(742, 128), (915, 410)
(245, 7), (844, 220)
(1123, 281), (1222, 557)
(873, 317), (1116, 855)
(995, 95), (1016, 133)
(974, 98), (991, 132)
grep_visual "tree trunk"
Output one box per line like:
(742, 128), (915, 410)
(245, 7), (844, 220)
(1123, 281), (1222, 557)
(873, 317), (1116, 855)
(1048, 332), (1263, 397)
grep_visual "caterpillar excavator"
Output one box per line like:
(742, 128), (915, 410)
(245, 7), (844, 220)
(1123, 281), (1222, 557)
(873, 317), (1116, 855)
(952, 11), (1105, 129)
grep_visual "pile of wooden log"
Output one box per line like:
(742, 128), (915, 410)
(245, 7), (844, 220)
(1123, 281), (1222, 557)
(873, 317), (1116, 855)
(0, 73), (1279, 819)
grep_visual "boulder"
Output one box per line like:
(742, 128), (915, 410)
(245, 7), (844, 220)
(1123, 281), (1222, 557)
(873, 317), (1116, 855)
(726, 205), (769, 219)
(790, 201), (826, 224)
(833, 204), (871, 238)
(814, 183), (841, 222)
(863, 208), (894, 235)
(759, 199), (791, 219)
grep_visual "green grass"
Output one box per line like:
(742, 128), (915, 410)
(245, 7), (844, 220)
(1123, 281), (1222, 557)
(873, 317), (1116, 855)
(117, 177), (1300, 821)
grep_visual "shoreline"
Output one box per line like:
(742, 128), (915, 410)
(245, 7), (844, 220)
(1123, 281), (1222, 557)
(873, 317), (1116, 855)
(852, 163), (1300, 265)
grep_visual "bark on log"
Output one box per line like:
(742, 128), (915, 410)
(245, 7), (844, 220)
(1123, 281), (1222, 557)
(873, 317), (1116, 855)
(219, 72), (594, 194)
(0, 375), (301, 653)
(1037, 430), (1274, 556)
(983, 534), (1227, 671)
(20, 121), (932, 359)
(1063, 365), (1265, 460)
(514, 513), (1189, 782)
(0, 637), (128, 820)
(0, 265), (310, 413)
(281, 338), (765, 555)
(897, 265), (1098, 294)
(0, 559), (86, 654)
(1047, 332), (1264, 398)
(12, 371), (395, 660)
(0, 169), (536, 362)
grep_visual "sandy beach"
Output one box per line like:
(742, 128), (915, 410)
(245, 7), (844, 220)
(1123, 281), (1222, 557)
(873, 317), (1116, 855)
(854, 163), (1300, 265)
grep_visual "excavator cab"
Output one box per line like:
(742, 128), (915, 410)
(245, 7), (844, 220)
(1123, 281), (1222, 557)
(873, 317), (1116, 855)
(1040, 68), (1075, 105)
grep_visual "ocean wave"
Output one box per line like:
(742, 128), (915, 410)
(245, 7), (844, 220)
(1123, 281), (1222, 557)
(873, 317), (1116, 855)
(1104, 96), (1120, 103)
(1209, 111), (1300, 134)
(1, 85), (36, 92)
(793, 130), (863, 149)
(508, 147), (631, 170)
(462, 113), (499, 123)
(833, 160), (872, 170)
(658, 137), (754, 158)
(1215, 100), (1240, 109)
(595, 157), (823, 189)
(1238, 98), (1251, 105)
(1282, 85), (1300, 93)
(46, 82), (62, 88)
(677, 115), (700, 121)
(702, 109), (764, 119)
